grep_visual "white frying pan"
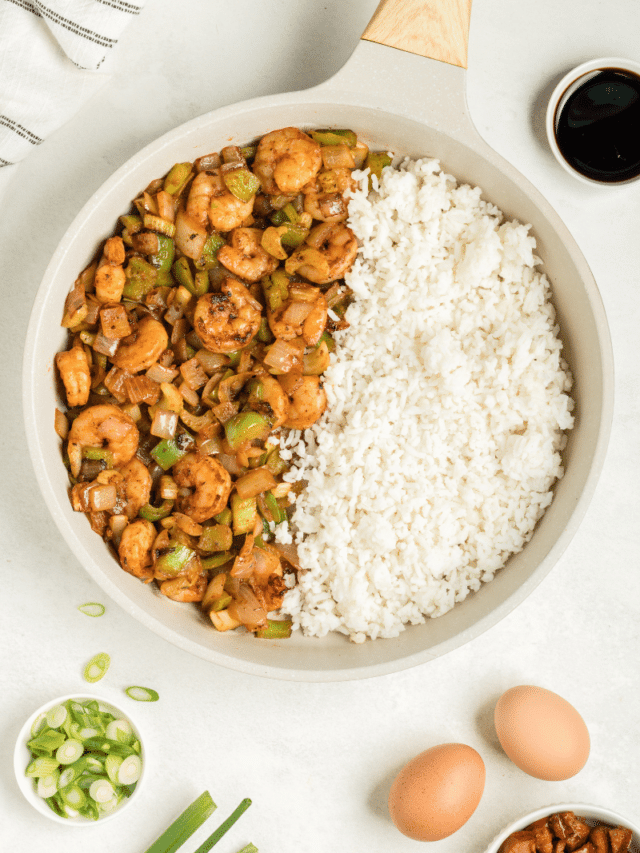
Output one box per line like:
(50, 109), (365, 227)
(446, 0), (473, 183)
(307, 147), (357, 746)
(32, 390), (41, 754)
(23, 0), (613, 681)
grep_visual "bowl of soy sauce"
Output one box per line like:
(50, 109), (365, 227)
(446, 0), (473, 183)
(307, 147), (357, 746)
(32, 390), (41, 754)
(546, 57), (640, 185)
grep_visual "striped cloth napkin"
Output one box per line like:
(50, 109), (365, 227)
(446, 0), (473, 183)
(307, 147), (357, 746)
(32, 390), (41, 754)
(0, 0), (145, 199)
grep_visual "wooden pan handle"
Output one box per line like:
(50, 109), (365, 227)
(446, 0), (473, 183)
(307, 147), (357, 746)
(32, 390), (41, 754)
(362, 0), (472, 68)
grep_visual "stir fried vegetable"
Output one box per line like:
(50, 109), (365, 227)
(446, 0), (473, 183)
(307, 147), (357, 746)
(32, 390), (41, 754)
(55, 126), (388, 638)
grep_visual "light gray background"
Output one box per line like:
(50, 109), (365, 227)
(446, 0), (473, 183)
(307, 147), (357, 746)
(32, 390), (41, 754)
(1, 0), (639, 850)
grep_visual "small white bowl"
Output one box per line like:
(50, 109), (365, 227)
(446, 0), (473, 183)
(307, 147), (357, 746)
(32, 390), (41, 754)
(485, 803), (640, 853)
(14, 693), (146, 825)
(545, 56), (640, 185)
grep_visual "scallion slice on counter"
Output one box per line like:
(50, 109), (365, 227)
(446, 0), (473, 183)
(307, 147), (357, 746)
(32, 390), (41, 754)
(193, 799), (252, 853)
(83, 652), (110, 683)
(143, 791), (217, 853)
(236, 845), (258, 853)
(125, 686), (159, 702)
(78, 602), (105, 617)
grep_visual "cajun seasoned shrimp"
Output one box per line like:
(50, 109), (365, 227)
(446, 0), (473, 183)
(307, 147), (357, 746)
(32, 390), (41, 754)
(118, 518), (155, 579)
(186, 169), (255, 232)
(160, 572), (207, 602)
(95, 236), (126, 303)
(303, 168), (355, 223)
(279, 374), (327, 429)
(217, 227), (279, 282)
(248, 371), (290, 429)
(67, 403), (139, 477)
(55, 344), (91, 408)
(253, 127), (322, 195)
(286, 221), (358, 284)
(111, 315), (169, 373)
(193, 277), (262, 353)
(172, 452), (232, 523)
(119, 457), (152, 519)
(266, 284), (328, 346)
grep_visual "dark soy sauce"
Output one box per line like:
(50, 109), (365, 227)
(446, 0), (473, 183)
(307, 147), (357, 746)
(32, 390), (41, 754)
(555, 68), (640, 182)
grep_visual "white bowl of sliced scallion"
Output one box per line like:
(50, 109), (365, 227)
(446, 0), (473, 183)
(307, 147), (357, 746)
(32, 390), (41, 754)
(14, 694), (145, 824)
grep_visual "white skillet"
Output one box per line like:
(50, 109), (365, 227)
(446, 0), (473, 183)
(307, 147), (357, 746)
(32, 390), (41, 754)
(23, 0), (613, 681)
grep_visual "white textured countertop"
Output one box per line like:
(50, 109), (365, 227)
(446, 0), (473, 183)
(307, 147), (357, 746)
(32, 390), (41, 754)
(1, 1), (639, 850)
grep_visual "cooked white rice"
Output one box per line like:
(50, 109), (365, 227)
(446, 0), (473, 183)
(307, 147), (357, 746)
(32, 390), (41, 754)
(277, 157), (574, 643)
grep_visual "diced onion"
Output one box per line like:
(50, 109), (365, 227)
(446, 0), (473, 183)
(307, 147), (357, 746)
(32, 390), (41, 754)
(235, 467), (277, 499)
(151, 408), (179, 439)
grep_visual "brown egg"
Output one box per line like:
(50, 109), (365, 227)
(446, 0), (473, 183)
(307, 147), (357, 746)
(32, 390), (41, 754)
(388, 743), (486, 841)
(494, 685), (590, 781)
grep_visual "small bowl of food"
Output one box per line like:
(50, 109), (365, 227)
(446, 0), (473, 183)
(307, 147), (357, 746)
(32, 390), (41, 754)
(14, 693), (145, 824)
(485, 804), (640, 853)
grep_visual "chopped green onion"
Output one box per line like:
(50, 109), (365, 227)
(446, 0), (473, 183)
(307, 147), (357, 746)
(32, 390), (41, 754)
(105, 719), (133, 744)
(89, 778), (115, 803)
(125, 686), (159, 702)
(143, 791), (217, 853)
(37, 770), (60, 799)
(59, 783), (87, 810)
(192, 799), (252, 853)
(26, 756), (60, 778)
(105, 754), (123, 784)
(28, 728), (66, 755)
(117, 755), (142, 785)
(77, 602), (105, 617)
(56, 739), (84, 765)
(236, 845), (258, 853)
(83, 652), (110, 683)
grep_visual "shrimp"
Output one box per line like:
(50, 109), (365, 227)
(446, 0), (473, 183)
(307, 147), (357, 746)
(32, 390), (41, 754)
(279, 374), (327, 429)
(67, 403), (139, 477)
(119, 457), (152, 520)
(253, 127), (322, 195)
(266, 284), (328, 346)
(286, 221), (358, 284)
(55, 344), (91, 408)
(217, 227), (279, 282)
(160, 572), (207, 602)
(187, 169), (254, 232)
(172, 452), (232, 523)
(95, 236), (126, 303)
(193, 277), (262, 353)
(303, 168), (355, 223)
(118, 518), (155, 579)
(248, 371), (290, 429)
(111, 314), (169, 373)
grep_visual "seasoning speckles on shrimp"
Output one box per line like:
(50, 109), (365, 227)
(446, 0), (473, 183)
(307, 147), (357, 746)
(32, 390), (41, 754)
(54, 126), (392, 638)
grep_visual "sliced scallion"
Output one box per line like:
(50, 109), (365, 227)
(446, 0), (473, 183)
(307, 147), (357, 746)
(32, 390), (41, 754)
(192, 799), (252, 853)
(46, 704), (68, 728)
(105, 719), (133, 743)
(26, 756), (60, 778)
(143, 790), (217, 853)
(78, 602), (105, 617)
(125, 686), (159, 702)
(30, 712), (47, 738)
(89, 778), (115, 803)
(56, 739), (84, 765)
(59, 783), (87, 809)
(105, 754), (123, 784)
(116, 755), (142, 785)
(83, 652), (110, 683)
(237, 845), (258, 853)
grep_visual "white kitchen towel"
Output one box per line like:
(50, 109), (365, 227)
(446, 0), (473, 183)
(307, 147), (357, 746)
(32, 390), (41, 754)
(0, 0), (145, 199)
